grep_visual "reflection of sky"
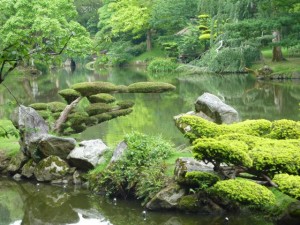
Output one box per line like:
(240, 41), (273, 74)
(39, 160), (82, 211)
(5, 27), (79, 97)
(9, 213), (112, 225)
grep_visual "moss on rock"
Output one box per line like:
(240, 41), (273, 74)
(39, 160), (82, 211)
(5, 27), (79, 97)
(88, 93), (116, 103)
(128, 82), (176, 93)
(58, 88), (81, 104)
(178, 195), (199, 212)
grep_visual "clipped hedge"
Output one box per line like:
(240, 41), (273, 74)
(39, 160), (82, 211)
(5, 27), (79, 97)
(117, 101), (135, 109)
(193, 138), (252, 167)
(86, 103), (114, 116)
(58, 89), (81, 104)
(267, 119), (300, 139)
(71, 82), (119, 96)
(107, 108), (133, 118)
(29, 103), (48, 111)
(91, 113), (112, 123)
(128, 82), (176, 93)
(212, 179), (276, 209)
(88, 93), (116, 104)
(273, 174), (300, 199)
(47, 102), (67, 113)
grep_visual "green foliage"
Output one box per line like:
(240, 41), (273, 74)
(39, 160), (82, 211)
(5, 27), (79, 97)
(46, 102), (67, 113)
(183, 171), (220, 189)
(89, 132), (175, 199)
(86, 103), (114, 116)
(128, 82), (176, 93)
(0, 120), (19, 156)
(267, 119), (300, 139)
(58, 89), (81, 104)
(193, 138), (252, 167)
(116, 101), (135, 109)
(273, 174), (300, 199)
(107, 108), (133, 118)
(71, 82), (118, 96)
(29, 103), (48, 111)
(87, 93), (116, 104)
(212, 179), (276, 209)
(147, 58), (178, 73)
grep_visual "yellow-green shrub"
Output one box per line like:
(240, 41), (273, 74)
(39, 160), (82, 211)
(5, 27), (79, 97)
(273, 174), (300, 199)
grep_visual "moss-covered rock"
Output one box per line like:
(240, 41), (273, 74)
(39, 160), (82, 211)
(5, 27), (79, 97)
(211, 179), (276, 209)
(34, 155), (70, 182)
(128, 82), (176, 93)
(86, 103), (114, 116)
(58, 88), (81, 104)
(88, 93), (116, 103)
(21, 159), (36, 178)
(273, 174), (300, 199)
(178, 195), (199, 212)
(71, 82), (119, 96)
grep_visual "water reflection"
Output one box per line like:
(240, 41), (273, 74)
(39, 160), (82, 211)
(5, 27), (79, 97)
(0, 177), (274, 225)
(0, 68), (300, 147)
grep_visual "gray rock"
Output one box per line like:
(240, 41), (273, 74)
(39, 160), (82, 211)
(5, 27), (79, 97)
(38, 134), (76, 159)
(11, 105), (49, 155)
(34, 156), (70, 182)
(174, 157), (214, 183)
(67, 139), (108, 171)
(146, 183), (186, 210)
(21, 159), (37, 178)
(13, 173), (22, 181)
(73, 170), (82, 185)
(110, 141), (127, 163)
(195, 93), (239, 124)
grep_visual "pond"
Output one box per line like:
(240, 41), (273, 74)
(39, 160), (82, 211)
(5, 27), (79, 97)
(0, 177), (274, 225)
(0, 67), (300, 225)
(0, 67), (299, 147)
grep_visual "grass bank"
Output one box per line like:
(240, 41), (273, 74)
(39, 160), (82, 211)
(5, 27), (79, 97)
(0, 120), (19, 157)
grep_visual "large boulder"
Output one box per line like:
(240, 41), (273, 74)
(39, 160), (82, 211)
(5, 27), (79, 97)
(194, 93), (239, 124)
(67, 139), (108, 171)
(11, 105), (49, 155)
(34, 155), (70, 182)
(146, 183), (186, 210)
(38, 134), (76, 159)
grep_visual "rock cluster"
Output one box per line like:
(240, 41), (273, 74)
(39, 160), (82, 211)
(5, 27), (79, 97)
(6, 105), (108, 185)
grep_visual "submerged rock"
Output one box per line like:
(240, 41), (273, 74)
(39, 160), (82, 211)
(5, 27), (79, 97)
(67, 139), (108, 171)
(195, 92), (239, 124)
(34, 156), (70, 182)
(146, 183), (186, 210)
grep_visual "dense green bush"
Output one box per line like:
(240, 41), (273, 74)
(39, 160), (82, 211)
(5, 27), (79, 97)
(211, 179), (276, 209)
(193, 138), (252, 167)
(89, 132), (175, 199)
(87, 93), (116, 104)
(71, 82), (118, 96)
(58, 89), (81, 104)
(86, 103), (114, 116)
(183, 171), (220, 189)
(267, 119), (300, 139)
(147, 58), (178, 73)
(273, 174), (300, 199)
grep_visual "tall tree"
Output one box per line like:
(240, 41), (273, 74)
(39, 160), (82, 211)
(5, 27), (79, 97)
(0, 0), (92, 84)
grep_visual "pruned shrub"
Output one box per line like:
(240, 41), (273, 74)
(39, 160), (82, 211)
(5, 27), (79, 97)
(72, 82), (118, 96)
(267, 119), (300, 139)
(58, 89), (81, 104)
(183, 171), (220, 189)
(273, 174), (300, 199)
(86, 103), (114, 116)
(88, 93), (116, 104)
(128, 82), (176, 93)
(211, 179), (276, 209)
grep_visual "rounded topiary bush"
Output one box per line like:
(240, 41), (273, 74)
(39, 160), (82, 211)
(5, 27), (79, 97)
(273, 174), (300, 199)
(267, 119), (300, 139)
(47, 102), (67, 113)
(71, 82), (118, 96)
(58, 89), (81, 104)
(88, 93), (116, 104)
(86, 103), (114, 116)
(117, 101), (135, 109)
(128, 82), (176, 93)
(29, 103), (48, 111)
(211, 179), (276, 209)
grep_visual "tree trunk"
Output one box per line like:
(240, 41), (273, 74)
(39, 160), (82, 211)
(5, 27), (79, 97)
(146, 30), (152, 51)
(272, 30), (285, 62)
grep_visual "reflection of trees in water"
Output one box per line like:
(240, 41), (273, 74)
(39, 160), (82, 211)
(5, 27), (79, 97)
(0, 203), (11, 224)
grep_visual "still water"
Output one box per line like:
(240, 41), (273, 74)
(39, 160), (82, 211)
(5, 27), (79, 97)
(0, 177), (273, 225)
(0, 67), (299, 225)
